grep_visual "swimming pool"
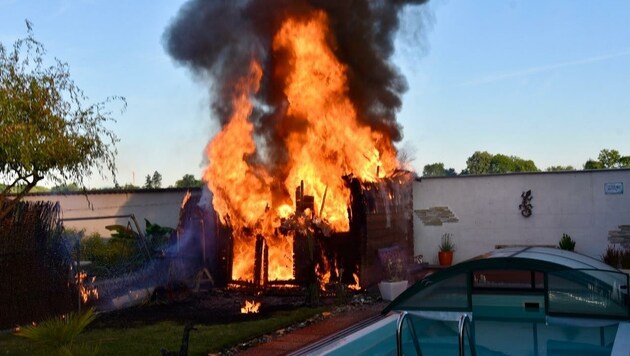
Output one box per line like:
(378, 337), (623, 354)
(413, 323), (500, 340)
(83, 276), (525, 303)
(291, 247), (630, 355)
(305, 312), (623, 355)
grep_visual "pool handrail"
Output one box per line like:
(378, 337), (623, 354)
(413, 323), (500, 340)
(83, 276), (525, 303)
(458, 313), (476, 356)
(396, 311), (423, 356)
(396, 311), (422, 356)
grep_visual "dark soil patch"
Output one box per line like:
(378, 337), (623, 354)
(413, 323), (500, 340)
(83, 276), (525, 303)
(89, 287), (335, 330)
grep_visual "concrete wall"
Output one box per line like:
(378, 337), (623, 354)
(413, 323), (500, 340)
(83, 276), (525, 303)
(413, 169), (630, 264)
(22, 188), (203, 236)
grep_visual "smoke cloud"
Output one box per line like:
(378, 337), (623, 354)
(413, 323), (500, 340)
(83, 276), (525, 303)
(164, 0), (429, 164)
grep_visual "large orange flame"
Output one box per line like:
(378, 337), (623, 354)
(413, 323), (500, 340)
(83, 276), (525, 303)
(203, 10), (399, 284)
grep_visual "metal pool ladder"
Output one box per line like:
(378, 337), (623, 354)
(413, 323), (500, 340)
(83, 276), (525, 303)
(396, 311), (422, 356)
(395, 312), (476, 356)
(458, 313), (476, 356)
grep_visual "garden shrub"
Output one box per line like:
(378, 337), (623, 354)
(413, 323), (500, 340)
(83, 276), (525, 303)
(77, 233), (140, 277)
(602, 244), (630, 269)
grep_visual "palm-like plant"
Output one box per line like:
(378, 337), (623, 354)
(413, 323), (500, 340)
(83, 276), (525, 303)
(17, 308), (98, 355)
(558, 233), (576, 251)
(439, 233), (455, 252)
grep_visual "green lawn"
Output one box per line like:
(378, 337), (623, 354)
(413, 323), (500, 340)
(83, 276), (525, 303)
(0, 307), (326, 356)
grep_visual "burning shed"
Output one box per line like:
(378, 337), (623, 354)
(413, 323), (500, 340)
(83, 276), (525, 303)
(166, 1), (426, 291)
(181, 171), (414, 291)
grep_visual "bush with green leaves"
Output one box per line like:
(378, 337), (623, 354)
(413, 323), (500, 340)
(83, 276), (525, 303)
(144, 219), (174, 252)
(17, 308), (98, 356)
(63, 220), (174, 277)
(65, 230), (139, 278)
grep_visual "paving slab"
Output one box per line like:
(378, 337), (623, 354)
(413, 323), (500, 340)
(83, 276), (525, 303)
(235, 302), (386, 356)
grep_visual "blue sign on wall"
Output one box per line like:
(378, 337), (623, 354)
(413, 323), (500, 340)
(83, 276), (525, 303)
(604, 182), (624, 195)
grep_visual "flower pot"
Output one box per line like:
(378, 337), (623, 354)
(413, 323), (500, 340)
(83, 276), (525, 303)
(438, 251), (453, 266)
(378, 280), (408, 301)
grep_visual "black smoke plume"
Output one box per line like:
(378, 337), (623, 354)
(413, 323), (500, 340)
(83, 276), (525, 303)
(164, 0), (428, 166)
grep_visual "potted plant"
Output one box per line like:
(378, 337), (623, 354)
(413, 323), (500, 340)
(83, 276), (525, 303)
(377, 247), (408, 301)
(438, 233), (455, 266)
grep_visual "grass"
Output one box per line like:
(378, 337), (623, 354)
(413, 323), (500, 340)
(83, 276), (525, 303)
(0, 307), (326, 356)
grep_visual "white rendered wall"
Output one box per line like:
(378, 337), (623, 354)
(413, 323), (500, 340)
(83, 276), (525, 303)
(413, 169), (630, 264)
(22, 188), (203, 237)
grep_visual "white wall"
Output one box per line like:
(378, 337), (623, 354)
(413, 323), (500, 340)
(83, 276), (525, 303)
(413, 169), (630, 264)
(22, 188), (202, 236)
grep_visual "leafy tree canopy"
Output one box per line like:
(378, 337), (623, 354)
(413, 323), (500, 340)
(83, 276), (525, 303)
(444, 168), (457, 176)
(465, 151), (538, 174)
(422, 163), (444, 177)
(119, 183), (140, 190)
(0, 22), (125, 218)
(174, 174), (201, 188)
(144, 171), (162, 189)
(489, 154), (538, 173)
(583, 149), (630, 169)
(513, 157), (538, 172)
(422, 163), (457, 177)
(50, 183), (81, 193)
(583, 159), (604, 170)
(598, 149), (622, 168)
(465, 151), (493, 175)
(546, 165), (575, 172)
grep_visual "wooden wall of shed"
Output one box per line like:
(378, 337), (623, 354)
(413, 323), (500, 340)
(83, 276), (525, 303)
(360, 210), (413, 287)
(359, 175), (414, 288)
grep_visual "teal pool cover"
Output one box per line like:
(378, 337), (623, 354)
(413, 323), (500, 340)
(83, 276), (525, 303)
(383, 247), (630, 321)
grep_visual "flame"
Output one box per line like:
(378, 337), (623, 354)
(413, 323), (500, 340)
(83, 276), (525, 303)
(241, 299), (261, 314)
(180, 190), (191, 209)
(275, 11), (398, 231)
(203, 10), (399, 283)
(348, 272), (361, 291)
(76, 271), (99, 304)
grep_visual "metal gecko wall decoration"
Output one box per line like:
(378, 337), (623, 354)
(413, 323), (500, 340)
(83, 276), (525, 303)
(519, 190), (533, 217)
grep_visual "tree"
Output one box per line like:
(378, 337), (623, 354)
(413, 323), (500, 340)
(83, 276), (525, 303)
(465, 151), (493, 175)
(598, 149), (622, 168)
(583, 149), (630, 169)
(144, 175), (152, 188)
(0, 22), (125, 219)
(583, 159), (604, 170)
(546, 165), (575, 172)
(512, 158), (538, 172)
(422, 163), (458, 177)
(174, 174), (202, 188)
(144, 171), (162, 189)
(444, 168), (458, 176)
(487, 154), (538, 174)
(422, 163), (444, 177)
(50, 183), (81, 193)
(152, 171), (162, 188)
(488, 154), (515, 174)
(113, 182), (139, 190)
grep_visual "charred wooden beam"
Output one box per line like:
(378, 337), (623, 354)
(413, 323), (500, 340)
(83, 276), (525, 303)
(263, 241), (269, 286)
(253, 235), (265, 286)
(216, 223), (233, 287)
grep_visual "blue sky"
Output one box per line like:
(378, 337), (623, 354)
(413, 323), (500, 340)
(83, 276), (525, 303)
(2, 0), (629, 187)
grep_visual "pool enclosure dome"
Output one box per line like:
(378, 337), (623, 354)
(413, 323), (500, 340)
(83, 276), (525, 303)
(384, 246), (630, 321)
